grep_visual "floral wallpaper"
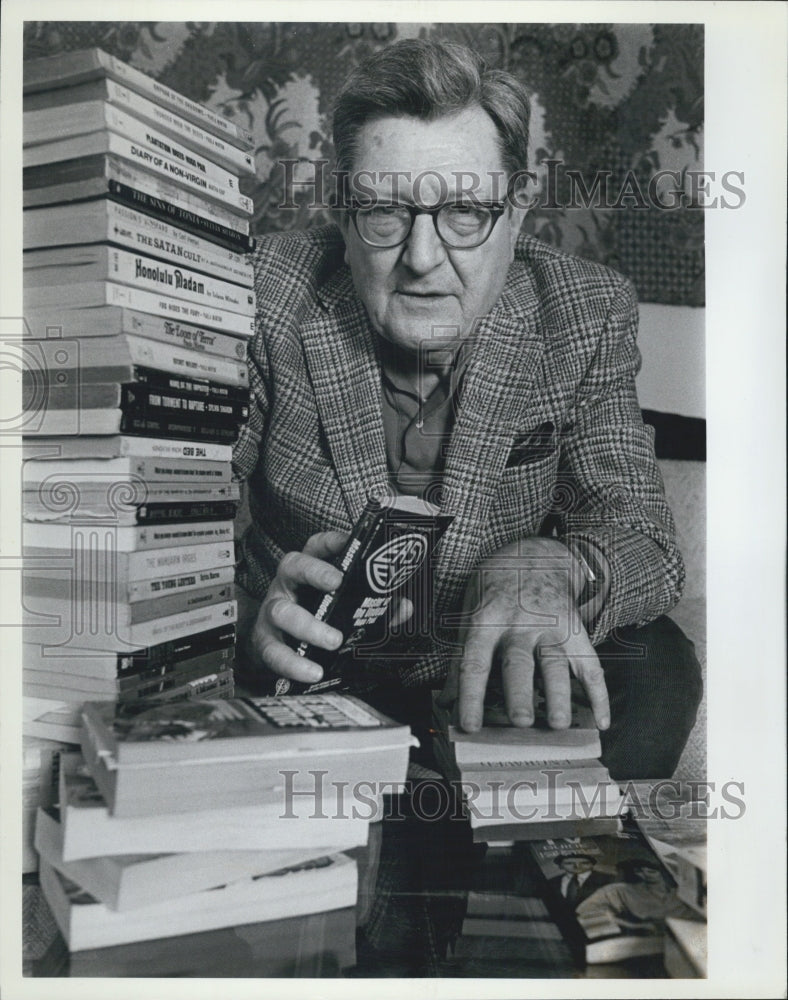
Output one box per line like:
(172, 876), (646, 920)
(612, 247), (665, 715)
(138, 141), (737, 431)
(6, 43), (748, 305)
(23, 21), (704, 306)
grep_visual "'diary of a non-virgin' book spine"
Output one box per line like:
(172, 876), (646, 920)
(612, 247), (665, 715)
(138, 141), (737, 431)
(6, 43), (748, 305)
(273, 496), (453, 696)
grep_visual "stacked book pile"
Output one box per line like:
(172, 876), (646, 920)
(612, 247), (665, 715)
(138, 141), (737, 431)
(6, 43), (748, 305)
(34, 693), (415, 959)
(20, 48), (256, 841)
(431, 688), (624, 844)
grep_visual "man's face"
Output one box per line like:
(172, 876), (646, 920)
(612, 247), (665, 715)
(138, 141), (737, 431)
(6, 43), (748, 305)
(560, 857), (595, 875)
(340, 106), (525, 355)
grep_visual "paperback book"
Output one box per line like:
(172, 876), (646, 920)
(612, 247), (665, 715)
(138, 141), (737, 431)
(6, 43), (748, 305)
(78, 693), (415, 816)
(527, 831), (706, 965)
(273, 494), (453, 695)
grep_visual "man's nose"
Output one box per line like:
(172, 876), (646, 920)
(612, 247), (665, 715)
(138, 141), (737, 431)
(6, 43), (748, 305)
(400, 213), (446, 274)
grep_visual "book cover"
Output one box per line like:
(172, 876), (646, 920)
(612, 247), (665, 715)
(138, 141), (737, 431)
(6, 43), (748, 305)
(23, 48), (255, 149)
(274, 495), (453, 695)
(81, 692), (413, 765)
(56, 751), (375, 859)
(23, 117), (253, 216)
(24, 79), (256, 176)
(39, 853), (357, 951)
(527, 831), (705, 965)
(24, 245), (256, 316)
(23, 199), (254, 286)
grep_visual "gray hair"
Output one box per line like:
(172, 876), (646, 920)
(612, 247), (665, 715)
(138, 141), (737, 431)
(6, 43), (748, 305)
(332, 38), (530, 182)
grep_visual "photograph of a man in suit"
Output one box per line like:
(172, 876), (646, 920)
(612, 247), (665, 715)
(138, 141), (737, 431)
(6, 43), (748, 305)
(547, 853), (613, 910)
(233, 37), (702, 781)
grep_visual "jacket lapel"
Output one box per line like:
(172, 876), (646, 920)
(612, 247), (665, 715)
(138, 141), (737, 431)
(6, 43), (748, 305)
(435, 266), (544, 608)
(299, 269), (389, 524)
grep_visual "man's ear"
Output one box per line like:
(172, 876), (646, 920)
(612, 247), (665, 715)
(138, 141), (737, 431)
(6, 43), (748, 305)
(333, 207), (351, 264)
(507, 202), (528, 255)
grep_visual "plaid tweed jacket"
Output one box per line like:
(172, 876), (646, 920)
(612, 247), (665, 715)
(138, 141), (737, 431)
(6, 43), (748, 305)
(233, 225), (684, 687)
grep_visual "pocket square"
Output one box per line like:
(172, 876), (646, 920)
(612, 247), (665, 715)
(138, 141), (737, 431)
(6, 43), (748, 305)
(506, 421), (556, 466)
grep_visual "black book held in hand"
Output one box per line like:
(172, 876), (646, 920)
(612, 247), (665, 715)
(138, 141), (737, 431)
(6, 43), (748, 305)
(275, 495), (453, 696)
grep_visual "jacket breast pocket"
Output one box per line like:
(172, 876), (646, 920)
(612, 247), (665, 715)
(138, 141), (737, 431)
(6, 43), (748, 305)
(485, 449), (560, 550)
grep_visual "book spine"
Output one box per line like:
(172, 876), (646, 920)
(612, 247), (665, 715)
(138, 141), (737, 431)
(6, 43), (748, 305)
(22, 307), (249, 362)
(131, 366), (250, 403)
(23, 519), (234, 553)
(25, 581), (234, 628)
(108, 182), (254, 253)
(24, 456), (230, 485)
(104, 129), (252, 214)
(25, 246), (256, 316)
(23, 438), (233, 463)
(24, 80), (256, 175)
(24, 623), (237, 678)
(119, 411), (240, 444)
(25, 339), (248, 390)
(24, 156), (252, 239)
(122, 384), (249, 423)
(25, 280), (255, 338)
(119, 648), (234, 691)
(23, 50), (254, 148)
(100, 79), (255, 174)
(24, 121), (253, 215)
(103, 198), (254, 285)
(23, 200), (254, 286)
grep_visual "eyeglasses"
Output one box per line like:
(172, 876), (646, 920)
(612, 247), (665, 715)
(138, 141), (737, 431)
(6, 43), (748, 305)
(348, 201), (508, 250)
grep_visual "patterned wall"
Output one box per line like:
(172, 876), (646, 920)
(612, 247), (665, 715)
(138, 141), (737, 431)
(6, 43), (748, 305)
(24, 20), (704, 306)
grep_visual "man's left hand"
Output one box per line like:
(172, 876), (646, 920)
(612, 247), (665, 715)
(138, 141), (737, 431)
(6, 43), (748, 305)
(438, 537), (611, 732)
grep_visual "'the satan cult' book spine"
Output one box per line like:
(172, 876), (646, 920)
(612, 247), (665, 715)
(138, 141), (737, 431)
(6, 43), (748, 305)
(23, 199), (254, 287)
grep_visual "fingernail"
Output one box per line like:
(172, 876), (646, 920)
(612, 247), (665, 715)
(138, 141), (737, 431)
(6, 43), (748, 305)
(323, 627), (342, 648)
(305, 665), (323, 682)
(460, 713), (482, 732)
(549, 713), (569, 728)
(510, 711), (533, 727)
(598, 715), (610, 730)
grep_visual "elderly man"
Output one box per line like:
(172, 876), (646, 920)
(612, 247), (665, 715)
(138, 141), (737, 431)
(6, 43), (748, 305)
(232, 38), (701, 780)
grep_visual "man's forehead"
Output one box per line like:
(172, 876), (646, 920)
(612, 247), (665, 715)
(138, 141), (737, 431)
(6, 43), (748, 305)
(350, 107), (508, 203)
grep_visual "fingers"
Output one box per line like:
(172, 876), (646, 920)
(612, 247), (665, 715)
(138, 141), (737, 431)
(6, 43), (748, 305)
(254, 631), (326, 684)
(277, 549), (343, 598)
(500, 642), (536, 727)
(569, 644), (610, 731)
(537, 647), (573, 728)
(302, 530), (351, 560)
(389, 596), (414, 629)
(266, 596), (343, 651)
(456, 630), (498, 732)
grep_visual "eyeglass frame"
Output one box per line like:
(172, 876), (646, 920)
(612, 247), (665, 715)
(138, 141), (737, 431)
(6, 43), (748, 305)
(346, 199), (509, 250)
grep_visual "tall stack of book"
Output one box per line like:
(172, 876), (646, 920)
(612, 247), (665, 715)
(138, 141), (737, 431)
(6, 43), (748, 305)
(34, 694), (414, 962)
(20, 48), (257, 864)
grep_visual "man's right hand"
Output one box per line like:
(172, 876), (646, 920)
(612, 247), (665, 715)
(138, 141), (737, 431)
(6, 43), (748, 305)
(247, 530), (350, 684)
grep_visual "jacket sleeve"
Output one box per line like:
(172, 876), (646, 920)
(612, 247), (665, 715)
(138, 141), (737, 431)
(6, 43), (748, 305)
(556, 277), (684, 644)
(231, 308), (271, 485)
